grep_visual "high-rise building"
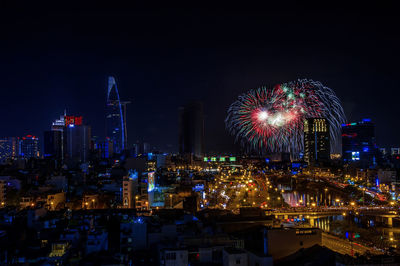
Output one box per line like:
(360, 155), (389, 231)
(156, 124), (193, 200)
(120, 101), (130, 149)
(0, 137), (19, 162)
(122, 170), (138, 208)
(106, 76), (127, 154)
(131, 143), (139, 156)
(65, 124), (91, 163)
(304, 118), (330, 165)
(47, 112), (84, 162)
(98, 139), (114, 159)
(143, 142), (150, 154)
(178, 101), (205, 159)
(391, 148), (400, 155)
(51, 111), (67, 131)
(20, 135), (40, 159)
(43, 130), (63, 159)
(342, 119), (377, 167)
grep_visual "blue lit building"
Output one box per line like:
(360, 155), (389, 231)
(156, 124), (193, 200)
(106, 76), (128, 154)
(20, 135), (40, 159)
(98, 138), (113, 159)
(65, 124), (91, 164)
(342, 119), (377, 167)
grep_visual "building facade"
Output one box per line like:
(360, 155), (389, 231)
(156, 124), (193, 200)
(0, 137), (19, 162)
(342, 119), (377, 168)
(20, 135), (40, 159)
(122, 172), (138, 209)
(65, 125), (91, 164)
(178, 101), (205, 159)
(43, 130), (64, 160)
(106, 76), (126, 154)
(303, 118), (330, 165)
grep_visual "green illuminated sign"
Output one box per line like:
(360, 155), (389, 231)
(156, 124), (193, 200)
(229, 157), (236, 162)
(219, 157), (226, 162)
(211, 157), (217, 162)
(203, 157), (208, 162)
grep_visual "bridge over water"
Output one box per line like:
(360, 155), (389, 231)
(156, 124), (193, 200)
(269, 207), (399, 227)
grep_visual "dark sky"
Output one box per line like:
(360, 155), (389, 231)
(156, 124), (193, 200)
(0, 2), (399, 153)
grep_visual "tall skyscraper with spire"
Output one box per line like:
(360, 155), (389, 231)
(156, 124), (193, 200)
(106, 76), (128, 154)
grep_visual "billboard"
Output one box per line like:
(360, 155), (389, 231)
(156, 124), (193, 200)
(147, 171), (155, 192)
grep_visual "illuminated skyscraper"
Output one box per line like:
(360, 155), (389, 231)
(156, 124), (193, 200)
(20, 135), (40, 159)
(342, 119), (377, 167)
(304, 118), (330, 165)
(51, 111), (66, 131)
(46, 111), (83, 162)
(179, 101), (205, 159)
(0, 137), (19, 162)
(65, 124), (91, 163)
(98, 139), (113, 159)
(106, 76), (127, 154)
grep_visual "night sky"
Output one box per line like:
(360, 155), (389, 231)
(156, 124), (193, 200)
(1, 3), (399, 153)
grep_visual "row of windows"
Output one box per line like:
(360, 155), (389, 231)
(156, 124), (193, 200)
(165, 252), (176, 260)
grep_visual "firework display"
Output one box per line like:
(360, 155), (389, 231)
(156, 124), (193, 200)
(225, 79), (346, 155)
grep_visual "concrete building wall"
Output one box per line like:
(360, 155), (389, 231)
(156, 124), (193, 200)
(267, 228), (321, 260)
(161, 249), (188, 266)
(222, 249), (248, 266)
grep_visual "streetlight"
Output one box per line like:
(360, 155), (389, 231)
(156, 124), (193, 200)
(362, 188), (366, 206)
(277, 197), (283, 208)
(335, 199), (340, 207)
(324, 188), (328, 206)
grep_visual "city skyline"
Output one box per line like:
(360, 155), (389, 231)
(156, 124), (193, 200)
(1, 3), (400, 153)
(1, 3), (400, 265)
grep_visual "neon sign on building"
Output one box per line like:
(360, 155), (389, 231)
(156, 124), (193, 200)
(64, 116), (83, 127)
